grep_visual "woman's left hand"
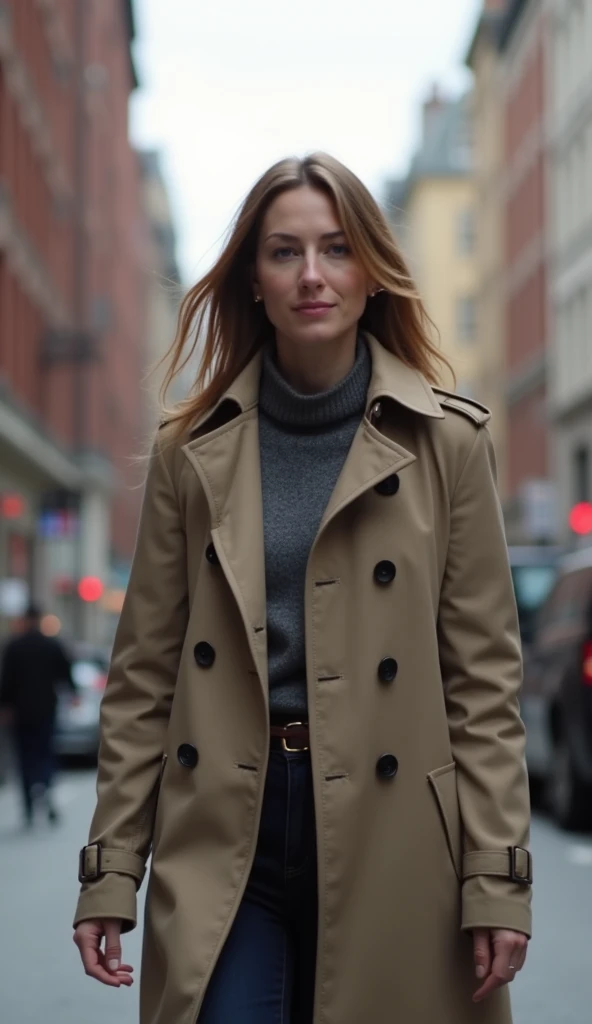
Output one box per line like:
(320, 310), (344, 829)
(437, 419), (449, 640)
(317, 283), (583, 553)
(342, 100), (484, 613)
(472, 928), (529, 1003)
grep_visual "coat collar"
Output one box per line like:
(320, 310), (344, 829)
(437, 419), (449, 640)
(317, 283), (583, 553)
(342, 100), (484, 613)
(185, 332), (444, 439)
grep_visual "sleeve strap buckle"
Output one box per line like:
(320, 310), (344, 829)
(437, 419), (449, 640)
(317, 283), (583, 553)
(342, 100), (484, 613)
(79, 842), (102, 883)
(508, 845), (532, 886)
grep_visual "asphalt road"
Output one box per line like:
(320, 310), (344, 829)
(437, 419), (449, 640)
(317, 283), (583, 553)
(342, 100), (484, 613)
(0, 768), (590, 1024)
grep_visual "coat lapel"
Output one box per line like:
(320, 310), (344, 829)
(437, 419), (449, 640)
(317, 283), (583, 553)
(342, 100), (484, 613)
(181, 352), (268, 689)
(317, 334), (444, 535)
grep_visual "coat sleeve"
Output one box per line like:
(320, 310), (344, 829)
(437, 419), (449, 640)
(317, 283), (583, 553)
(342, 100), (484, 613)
(73, 437), (188, 932)
(438, 425), (532, 938)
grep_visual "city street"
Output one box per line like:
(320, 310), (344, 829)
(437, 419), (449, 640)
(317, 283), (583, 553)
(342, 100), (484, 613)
(0, 769), (590, 1023)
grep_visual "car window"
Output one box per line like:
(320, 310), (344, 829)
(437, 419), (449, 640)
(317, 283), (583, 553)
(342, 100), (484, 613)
(511, 564), (557, 644)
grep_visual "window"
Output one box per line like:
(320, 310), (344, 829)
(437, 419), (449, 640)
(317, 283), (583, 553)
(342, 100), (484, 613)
(457, 296), (476, 344)
(573, 444), (591, 504)
(457, 208), (476, 256)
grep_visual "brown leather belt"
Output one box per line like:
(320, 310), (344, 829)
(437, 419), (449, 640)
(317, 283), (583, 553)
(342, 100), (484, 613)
(269, 721), (309, 752)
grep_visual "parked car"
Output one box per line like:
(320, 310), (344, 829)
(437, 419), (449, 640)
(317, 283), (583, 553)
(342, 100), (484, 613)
(521, 546), (592, 830)
(54, 645), (109, 762)
(507, 545), (560, 649)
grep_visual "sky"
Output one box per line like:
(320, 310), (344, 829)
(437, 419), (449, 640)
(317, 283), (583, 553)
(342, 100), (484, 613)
(130, 0), (481, 284)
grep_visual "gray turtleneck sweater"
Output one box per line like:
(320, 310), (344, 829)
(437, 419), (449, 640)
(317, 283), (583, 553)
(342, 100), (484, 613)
(258, 338), (371, 718)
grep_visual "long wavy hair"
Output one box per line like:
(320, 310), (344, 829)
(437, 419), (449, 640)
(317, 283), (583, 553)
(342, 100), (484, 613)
(159, 152), (452, 440)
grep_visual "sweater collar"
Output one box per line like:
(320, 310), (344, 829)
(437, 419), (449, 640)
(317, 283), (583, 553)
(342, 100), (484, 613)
(187, 331), (444, 437)
(258, 336), (371, 429)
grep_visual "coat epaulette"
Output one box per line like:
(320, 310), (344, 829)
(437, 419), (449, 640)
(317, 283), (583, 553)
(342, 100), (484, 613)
(432, 388), (491, 427)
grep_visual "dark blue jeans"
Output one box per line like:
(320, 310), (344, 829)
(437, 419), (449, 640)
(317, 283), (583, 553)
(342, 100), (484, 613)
(199, 749), (318, 1023)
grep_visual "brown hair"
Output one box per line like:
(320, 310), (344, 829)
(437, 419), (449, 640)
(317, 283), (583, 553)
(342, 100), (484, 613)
(159, 152), (452, 440)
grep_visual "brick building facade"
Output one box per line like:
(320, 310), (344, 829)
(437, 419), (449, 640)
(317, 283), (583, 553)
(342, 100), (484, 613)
(0, 0), (149, 641)
(499, 0), (556, 542)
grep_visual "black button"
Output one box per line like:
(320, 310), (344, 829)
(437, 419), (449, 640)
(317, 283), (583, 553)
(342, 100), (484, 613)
(375, 474), (400, 496)
(177, 744), (198, 769)
(374, 560), (396, 585)
(194, 642), (216, 668)
(376, 753), (399, 779)
(378, 657), (398, 683)
(205, 543), (219, 566)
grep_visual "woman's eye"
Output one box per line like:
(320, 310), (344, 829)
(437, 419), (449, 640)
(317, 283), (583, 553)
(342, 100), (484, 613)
(273, 247), (298, 260)
(328, 244), (350, 256)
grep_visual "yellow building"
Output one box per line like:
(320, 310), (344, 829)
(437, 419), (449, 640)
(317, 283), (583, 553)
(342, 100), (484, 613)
(385, 88), (504, 483)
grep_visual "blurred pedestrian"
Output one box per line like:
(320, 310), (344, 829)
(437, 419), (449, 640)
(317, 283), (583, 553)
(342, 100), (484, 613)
(73, 153), (532, 1023)
(0, 603), (75, 826)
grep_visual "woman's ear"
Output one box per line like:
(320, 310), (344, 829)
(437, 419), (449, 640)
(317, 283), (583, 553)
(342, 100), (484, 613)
(250, 267), (261, 303)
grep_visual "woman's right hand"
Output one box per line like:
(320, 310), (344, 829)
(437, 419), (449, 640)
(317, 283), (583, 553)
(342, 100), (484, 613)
(73, 919), (134, 987)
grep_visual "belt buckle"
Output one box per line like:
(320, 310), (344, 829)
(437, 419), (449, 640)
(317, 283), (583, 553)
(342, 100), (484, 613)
(282, 721), (308, 752)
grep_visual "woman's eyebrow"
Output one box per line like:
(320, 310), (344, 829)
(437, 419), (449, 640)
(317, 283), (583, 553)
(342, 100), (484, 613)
(264, 230), (346, 243)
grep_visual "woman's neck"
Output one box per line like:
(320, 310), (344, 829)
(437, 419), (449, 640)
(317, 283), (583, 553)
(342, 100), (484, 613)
(273, 327), (358, 395)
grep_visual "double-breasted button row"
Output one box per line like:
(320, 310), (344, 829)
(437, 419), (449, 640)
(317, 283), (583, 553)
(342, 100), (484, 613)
(194, 642), (215, 668)
(177, 743), (398, 781)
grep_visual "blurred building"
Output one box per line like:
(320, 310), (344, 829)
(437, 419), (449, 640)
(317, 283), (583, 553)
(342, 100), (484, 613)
(548, 0), (592, 542)
(498, 0), (557, 543)
(385, 90), (485, 418)
(139, 149), (188, 426)
(465, 0), (510, 497)
(0, 0), (149, 643)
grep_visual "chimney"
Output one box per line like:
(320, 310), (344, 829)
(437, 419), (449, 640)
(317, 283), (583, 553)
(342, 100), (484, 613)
(422, 84), (448, 143)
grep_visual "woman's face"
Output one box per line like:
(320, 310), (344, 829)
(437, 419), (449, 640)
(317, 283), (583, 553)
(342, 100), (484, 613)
(254, 185), (372, 350)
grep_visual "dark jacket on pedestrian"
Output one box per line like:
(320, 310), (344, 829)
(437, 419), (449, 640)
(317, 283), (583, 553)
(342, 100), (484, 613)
(0, 629), (74, 723)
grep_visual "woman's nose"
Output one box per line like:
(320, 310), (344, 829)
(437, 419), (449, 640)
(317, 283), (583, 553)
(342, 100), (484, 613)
(298, 255), (324, 289)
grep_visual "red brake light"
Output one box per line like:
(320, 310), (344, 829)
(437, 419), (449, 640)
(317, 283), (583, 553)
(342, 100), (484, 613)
(583, 642), (592, 686)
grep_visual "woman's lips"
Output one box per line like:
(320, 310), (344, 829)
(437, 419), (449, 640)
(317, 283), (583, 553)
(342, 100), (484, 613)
(293, 303), (336, 317)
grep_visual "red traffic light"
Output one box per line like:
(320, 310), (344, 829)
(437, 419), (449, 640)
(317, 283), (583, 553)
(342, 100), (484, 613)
(569, 502), (592, 536)
(77, 576), (104, 602)
(1, 493), (26, 519)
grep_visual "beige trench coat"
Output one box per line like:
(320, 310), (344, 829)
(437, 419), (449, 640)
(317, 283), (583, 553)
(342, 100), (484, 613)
(74, 333), (532, 1024)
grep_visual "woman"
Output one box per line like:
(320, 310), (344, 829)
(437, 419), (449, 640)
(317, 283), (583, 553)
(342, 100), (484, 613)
(73, 153), (532, 1024)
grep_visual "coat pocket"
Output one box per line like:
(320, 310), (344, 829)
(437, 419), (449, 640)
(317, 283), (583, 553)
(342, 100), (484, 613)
(427, 762), (462, 883)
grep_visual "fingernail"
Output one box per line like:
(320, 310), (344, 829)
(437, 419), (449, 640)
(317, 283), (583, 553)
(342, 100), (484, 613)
(476, 966), (486, 979)
(108, 959), (119, 972)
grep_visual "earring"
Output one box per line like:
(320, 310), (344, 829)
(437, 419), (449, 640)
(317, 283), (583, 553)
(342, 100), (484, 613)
(254, 295), (262, 303)
(370, 287), (385, 297)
